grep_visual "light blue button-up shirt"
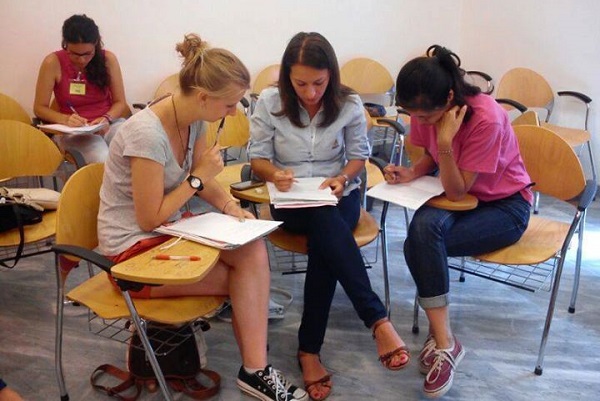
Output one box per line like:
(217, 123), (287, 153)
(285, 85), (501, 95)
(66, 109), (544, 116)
(248, 87), (371, 196)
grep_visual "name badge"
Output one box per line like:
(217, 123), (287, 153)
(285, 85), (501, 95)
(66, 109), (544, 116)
(69, 81), (86, 95)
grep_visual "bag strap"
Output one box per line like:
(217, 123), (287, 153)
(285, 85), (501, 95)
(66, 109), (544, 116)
(0, 204), (25, 269)
(167, 369), (221, 400)
(90, 364), (142, 401)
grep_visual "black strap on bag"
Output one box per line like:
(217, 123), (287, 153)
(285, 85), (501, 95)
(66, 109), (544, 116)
(90, 323), (220, 400)
(0, 201), (43, 268)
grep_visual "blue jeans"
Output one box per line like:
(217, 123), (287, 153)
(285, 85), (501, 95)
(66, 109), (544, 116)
(271, 189), (387, 354)
(404, 192), (531, 309)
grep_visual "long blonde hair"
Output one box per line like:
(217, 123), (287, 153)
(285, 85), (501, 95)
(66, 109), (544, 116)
(176, 33), (250, 97)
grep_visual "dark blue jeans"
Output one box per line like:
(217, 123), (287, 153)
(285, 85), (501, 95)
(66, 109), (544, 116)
(271, 189), (387, 354)
(404, 192), (531, 309)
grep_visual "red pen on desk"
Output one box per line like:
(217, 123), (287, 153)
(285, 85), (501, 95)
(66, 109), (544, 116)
(154, 254), (201, 261)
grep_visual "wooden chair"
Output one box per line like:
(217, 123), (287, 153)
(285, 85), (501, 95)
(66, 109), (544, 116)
(496, 67), (596, 185)
(249, 64), (280, 114)
(340, 57), (395, 106)
(205, 106), (250, 164)
(0, 92), (31, 124)
(413, 125), (596, 375)
(52, 163), (225, 401)
(0, 120), (63, 267)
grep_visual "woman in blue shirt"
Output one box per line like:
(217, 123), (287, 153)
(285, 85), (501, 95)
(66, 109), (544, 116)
(249, 32), (409, 400)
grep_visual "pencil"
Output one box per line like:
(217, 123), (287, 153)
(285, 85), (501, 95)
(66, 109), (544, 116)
(154, 254), (201, 261)
(213, 118), (226, 147)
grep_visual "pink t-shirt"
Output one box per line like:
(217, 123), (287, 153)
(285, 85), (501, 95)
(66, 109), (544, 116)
(53, 49), (112, 120)
(409, 94), (533, 204)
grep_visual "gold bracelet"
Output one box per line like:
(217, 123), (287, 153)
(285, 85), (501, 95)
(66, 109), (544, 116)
(221, 199), (236, 213)
(438, 149), (453, 156)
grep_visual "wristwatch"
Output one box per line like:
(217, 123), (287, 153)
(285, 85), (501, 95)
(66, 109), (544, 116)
(186, 174), (204, 191)
(340, 174), (350, 187)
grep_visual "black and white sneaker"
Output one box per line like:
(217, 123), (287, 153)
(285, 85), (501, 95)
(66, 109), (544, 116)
(237, 365), (308, 401)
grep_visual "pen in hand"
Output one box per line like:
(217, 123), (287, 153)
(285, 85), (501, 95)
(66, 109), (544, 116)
(66, 101), (88, 126)
(212, 118), (226, 147)
(154, 254), (201, 261)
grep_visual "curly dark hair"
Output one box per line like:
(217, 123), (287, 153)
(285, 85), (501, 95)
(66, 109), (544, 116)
(61, 14), (109, 88)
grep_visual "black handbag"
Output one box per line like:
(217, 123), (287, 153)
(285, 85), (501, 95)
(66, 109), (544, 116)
(0, 194), (44, 268)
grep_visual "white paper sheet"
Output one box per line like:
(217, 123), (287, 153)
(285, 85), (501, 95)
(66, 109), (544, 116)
(366, 176), (444, 210)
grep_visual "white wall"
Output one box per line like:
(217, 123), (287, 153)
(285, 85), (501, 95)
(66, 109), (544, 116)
(460, 0), (600, 177)
(0, 0), (459, 112)
(1, 0), (598, 172)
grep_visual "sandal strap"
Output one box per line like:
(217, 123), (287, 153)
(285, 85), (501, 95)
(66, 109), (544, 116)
(379, 345), (410, 363)
(304, 374), (332, 389)
(371, 317), (391, 339)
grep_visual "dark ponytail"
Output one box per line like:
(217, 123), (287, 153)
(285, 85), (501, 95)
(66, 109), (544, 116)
(396, 44), (480, 112)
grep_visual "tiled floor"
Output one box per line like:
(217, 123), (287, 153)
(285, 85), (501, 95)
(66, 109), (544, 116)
(1, 193), (599, 400)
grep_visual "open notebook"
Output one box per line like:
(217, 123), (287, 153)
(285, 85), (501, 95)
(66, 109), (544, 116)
(366, 175), (444, 210)
(37, 122), (107, 135)
(267, 177), (338, 209)
(155, 212), (282, 250)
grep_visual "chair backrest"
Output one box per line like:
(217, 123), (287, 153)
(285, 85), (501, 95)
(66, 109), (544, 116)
(252, 64), (280, 96)
(0, 93), (31, 124)
(0, 120), (64, 179)
(513, 125), (585, 200)
(465, 70), (494, 95)
(496, 68), (554, 115)
(511, 110), (540, 126)
(340, 58), (394, 101)
(154, 73), (180, 99)
(55, 163), (104, 252)
(204, 107), (250, 148)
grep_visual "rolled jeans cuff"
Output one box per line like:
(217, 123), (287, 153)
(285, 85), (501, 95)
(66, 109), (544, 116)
(418, 293), (450, 309)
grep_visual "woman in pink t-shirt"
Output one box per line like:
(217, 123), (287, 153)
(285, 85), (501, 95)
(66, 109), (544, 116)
(33, 14), (128, 165)
(384, 45), (532, 399)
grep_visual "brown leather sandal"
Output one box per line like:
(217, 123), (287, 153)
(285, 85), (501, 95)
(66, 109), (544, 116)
(372, 318), (411, 371)
(298, 351), (333, 401)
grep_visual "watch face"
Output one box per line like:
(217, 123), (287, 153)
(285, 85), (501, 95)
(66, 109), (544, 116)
(190, 177), (201, 188)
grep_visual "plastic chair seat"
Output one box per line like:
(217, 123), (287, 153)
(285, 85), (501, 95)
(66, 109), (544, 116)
(476, 215), (570, 265)
(67, 272), (225, 325)
(541, 122), (591, 147)
(0, 210), (56, 247)
(260, 206), (379, 254)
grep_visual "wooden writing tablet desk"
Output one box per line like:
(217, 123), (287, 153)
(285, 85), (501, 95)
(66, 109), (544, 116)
(110, 237), (220, 286)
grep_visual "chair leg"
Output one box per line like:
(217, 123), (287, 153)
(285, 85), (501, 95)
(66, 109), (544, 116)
(412, 291), (420, 334)
(379, 201), (391, 318)
(569, 210), (587, 313)
(533, 191), (540, 214)
(54, 255), (69, 401)
(121, 291), (174, 401)
(459, 258), (466, 282)
(535, 254), (569, 376)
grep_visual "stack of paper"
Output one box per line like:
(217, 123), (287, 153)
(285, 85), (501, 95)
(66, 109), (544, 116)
(155, 212), (283, 250)
(37, 122), (107, 135)
(267, 177), (338, 209)
(366, 175), (444, 210)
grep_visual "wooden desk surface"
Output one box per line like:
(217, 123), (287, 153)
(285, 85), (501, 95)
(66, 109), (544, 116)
(231, 184), (270, 204)
(426, 193), (478, 211)
(110, 237), (220, 285)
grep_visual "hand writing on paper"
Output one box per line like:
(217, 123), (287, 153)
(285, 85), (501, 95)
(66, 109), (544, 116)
(319, 176), (345, 199)
(436, 105), (467, 148)
(384, 164), (415, 185)
(192, 144), (224, 182)
(272, 169), (295, 192)
(65, 113), (88, 127)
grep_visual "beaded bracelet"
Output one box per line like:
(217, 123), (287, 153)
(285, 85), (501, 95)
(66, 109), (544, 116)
(438, 149), (453, 156)
(222, 199), (236, 213)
